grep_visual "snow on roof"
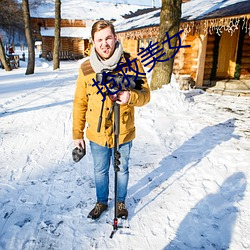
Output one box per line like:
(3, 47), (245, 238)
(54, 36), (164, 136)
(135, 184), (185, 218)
(114, 8), (160, 33)
(40, 27), (91, 39)
(182, 0), (250, 21)
(114, 0), (250, 33)
(30, 0), (151, 20)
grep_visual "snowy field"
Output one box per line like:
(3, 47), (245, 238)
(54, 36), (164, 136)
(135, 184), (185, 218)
(0, 51), (250, 250)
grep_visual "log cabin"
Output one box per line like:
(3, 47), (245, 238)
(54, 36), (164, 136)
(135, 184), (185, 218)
(30, 1), (152, 60)
(31, 18), (91, 60)
(114, 0), (250, 95)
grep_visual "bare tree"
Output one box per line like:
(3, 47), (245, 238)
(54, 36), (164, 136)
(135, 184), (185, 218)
(53, 0), (61, 70)
(0, 37), (11, 71)
(22, 0), (35, 75)
(0, 0), (24, 37)
(29, 0), (47, 8)
(150, 0), (182, 90)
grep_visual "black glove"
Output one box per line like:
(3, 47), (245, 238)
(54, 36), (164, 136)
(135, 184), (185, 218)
(72, 146), (86, 162)
(96, 72), (144, 92)
(107, 74), (143, 90)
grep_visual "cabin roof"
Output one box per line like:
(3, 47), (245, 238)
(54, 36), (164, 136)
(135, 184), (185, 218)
(40, 27), (91, 39)
(182, 0), (250, 21)
(30, 0), (151, 20)
(115, 8), (160, 33)
(114, 0), (250, 33)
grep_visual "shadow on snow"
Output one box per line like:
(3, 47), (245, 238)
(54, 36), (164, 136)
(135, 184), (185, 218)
(164, 172), (247, 249)
(127, 118), (243, 248)
(128, 118), (239, 213)
(0, 100), (73, 117)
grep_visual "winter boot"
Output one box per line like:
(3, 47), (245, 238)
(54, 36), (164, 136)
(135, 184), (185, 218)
(87, 202), (108, 220)
(117, 202), (128, 219)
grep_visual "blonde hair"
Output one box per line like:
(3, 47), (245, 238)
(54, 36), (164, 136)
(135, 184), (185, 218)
(91, 20), (116, 40)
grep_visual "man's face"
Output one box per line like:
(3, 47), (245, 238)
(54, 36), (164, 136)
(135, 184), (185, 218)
(93, 27), (117, 60)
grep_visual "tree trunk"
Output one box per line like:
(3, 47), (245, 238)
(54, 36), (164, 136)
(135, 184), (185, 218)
(22, 0), (35, 75)
(150, 0), (182, 90)
(0, 37), (11, 71)
(53, 0), (61, 70)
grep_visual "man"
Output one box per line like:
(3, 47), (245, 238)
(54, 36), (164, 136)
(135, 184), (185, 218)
(72, 20), (150, 220)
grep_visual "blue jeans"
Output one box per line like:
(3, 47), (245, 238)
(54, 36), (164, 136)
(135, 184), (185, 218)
(90, 141), (132, 205)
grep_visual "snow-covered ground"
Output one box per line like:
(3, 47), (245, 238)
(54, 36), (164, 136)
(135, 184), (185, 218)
(0, 50), (250, 250)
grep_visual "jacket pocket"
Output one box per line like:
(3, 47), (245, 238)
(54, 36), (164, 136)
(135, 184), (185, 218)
(120, 106), (135, 133)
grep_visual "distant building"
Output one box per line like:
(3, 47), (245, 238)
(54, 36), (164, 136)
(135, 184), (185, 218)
(30, 1), (151, 60)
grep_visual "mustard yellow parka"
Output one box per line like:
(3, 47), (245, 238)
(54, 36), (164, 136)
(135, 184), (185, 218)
(72, 52), (150, 148)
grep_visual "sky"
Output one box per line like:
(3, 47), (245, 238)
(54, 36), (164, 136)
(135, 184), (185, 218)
(0, 48), (249, 249)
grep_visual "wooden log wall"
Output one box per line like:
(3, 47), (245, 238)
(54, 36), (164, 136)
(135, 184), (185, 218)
(61, 38), (74, 52)
(32, 18), (86, 29)
(240, 35), (250, 79)
(72, 38), (88, 56)
(173, 34), (198, 81)
(32, 17), (89, 60)
(119, 32), (199, 80)
(41, 37), (87, 58)
(120, 39), (138, 57)
(41, 37), (53, 58)
(203, 34), (215, 82)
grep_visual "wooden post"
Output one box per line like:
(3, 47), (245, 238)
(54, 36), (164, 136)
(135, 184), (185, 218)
(195, 33), (207, 88)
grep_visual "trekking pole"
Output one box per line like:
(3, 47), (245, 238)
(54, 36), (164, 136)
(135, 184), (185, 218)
(97, 99), (105, 133)
(110, 101), (121, 238)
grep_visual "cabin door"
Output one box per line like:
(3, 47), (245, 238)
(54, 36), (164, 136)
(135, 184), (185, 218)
(216, 30), (239, 79)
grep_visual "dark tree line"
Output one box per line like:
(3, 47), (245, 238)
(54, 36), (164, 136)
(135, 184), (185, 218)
(0, 0), (24, 43)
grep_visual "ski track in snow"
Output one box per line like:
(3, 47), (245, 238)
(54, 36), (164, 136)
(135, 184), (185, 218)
(0, 58), (250, 249)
